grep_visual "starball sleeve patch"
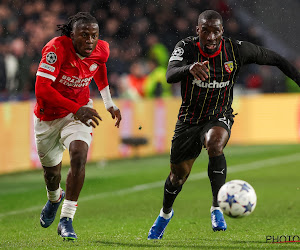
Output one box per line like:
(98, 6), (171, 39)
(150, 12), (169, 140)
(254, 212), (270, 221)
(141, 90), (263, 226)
(46, 52), (57, 64)
(169, 47), (184, 62)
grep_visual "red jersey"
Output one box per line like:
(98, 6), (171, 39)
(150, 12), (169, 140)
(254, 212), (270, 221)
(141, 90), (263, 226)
(34, 36), (109, 121)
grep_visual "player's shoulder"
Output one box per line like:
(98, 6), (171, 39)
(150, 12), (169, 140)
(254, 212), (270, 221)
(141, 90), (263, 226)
(223, 37), (244, 48)
(169, 37), (196, 62)
(43, 36), (71, 53)
(176, 36), (197, 48)
(97, 40), (109, 55)
(97, 39), (109, 50)
(44, 36), (71, 48)
(93, 40), (110, 62)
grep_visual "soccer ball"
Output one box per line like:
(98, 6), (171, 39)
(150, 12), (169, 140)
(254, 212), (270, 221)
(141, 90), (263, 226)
(217, 180), (257, 218)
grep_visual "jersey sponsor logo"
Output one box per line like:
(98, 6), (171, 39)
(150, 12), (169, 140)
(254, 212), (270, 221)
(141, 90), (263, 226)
(224, 61), (234, 73)
(169, 47), (184, 62)
(40, 63), (55, 72)
(46, 52), (57, 64)
(192, 79), (230, 88)
(59, 74), (93, 87)
(89, 63), (98, 71)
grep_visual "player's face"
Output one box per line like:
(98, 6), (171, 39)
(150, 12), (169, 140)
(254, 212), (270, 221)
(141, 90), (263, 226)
(196, 19), (223, 54)
(71, 22), (99, 57)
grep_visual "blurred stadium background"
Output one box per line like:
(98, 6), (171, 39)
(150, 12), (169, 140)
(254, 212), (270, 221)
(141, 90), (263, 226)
(0, 0), (299, 174)
(1, 1), (300, 248)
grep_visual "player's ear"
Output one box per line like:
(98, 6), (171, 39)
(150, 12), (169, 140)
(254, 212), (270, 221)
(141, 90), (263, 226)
(70, 31), (74, 40)
(196, 26), (200, 35)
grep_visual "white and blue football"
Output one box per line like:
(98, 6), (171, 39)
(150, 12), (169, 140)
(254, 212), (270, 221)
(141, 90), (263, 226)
(218, 180), (257, 218)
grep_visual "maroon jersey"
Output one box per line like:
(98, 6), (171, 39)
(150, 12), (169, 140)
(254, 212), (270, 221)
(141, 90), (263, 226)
(34, 36), (109, 121)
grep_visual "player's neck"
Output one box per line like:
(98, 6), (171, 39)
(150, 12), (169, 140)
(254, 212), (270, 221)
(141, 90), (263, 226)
(76, 53), (86, 60)
(197, 40), (222, 58)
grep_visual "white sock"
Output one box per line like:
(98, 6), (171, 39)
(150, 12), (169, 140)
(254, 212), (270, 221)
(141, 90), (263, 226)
(47, 186), (62, 203)
(210, 206), (222, 213)
(159, 208), (173, 219)
(60, 200), (78, 220)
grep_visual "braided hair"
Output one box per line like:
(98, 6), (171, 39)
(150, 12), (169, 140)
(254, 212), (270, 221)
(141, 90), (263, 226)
(57, 12), (98, 37)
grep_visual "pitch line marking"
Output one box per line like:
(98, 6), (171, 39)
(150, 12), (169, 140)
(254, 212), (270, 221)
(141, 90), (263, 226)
(0, 153), (299, 218)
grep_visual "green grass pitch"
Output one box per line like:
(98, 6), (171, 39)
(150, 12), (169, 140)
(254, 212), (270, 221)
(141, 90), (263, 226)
(0, 144), (300, 249)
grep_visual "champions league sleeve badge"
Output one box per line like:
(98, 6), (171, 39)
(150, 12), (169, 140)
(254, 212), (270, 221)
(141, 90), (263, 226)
(169, 47), (184, 62)
(46, 52), (57, 64)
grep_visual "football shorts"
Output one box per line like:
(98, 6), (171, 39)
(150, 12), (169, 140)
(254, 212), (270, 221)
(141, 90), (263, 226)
(34, 99), (93, 167)
(170, 116), (234, 164)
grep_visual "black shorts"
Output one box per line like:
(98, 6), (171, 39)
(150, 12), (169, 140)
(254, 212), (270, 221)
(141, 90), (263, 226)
(170, 116), (234, 164)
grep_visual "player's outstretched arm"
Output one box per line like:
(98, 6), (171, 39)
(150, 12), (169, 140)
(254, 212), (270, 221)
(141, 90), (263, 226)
(93, 64), (122, 128)
(100, 85), (122, 128)
(107, 107), (122, 128)
(239, 41), (300, 86)
(166, 61), (191, 83)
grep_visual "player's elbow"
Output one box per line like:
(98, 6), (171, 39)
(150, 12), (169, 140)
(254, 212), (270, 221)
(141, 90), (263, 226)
(166, 71), (175, 83)
(35, 85), (42, 98)
(35, 83), (47, 99)
(35, 76), (53, 99)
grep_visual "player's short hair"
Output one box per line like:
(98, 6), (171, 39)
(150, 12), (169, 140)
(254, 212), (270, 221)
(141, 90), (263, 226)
(57, 12), (98, 37)
(198, 10), (223, 25)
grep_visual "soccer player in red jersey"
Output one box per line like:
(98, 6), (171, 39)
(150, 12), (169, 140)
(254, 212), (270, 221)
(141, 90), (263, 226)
(34, 12), (122, 240)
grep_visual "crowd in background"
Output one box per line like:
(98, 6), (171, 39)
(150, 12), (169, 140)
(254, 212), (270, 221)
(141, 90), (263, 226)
(0, 0), (299, 102)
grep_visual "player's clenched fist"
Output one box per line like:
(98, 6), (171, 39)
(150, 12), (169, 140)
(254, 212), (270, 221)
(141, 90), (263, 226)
(75, 107), (102, 128)
(189, 61), (209, 81)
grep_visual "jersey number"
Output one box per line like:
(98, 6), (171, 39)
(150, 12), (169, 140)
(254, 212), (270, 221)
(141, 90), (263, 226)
(218, 117), (230, 129)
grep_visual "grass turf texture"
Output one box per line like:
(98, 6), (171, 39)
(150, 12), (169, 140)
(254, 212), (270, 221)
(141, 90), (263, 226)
(0, 144), (300, 249)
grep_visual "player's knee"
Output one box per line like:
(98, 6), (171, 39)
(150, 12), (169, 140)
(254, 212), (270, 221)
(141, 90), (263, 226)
(70, 149), (87, 170)
(170, 172), (188, 186)
(206, 141), (224, 157)
(170, 162), (192, 186)
(43, 168), (60, 182)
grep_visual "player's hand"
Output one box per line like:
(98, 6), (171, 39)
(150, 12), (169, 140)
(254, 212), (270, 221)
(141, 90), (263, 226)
(75, 107), (102, 128)
(189, 61), (209, 81)
(107, 106), (122, 128)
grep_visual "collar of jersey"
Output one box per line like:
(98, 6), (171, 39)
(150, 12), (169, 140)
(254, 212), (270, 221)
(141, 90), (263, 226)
(197, 40), (222, 58)
(76, 53), (86, 60)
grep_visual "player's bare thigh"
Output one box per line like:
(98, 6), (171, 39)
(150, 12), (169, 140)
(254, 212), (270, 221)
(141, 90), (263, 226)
(204, 126), (229, 157)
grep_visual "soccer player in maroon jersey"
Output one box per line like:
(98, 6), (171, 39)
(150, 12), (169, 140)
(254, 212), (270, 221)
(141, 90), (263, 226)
(34, 12), (122, 240)
(148, 10), (300, 239)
